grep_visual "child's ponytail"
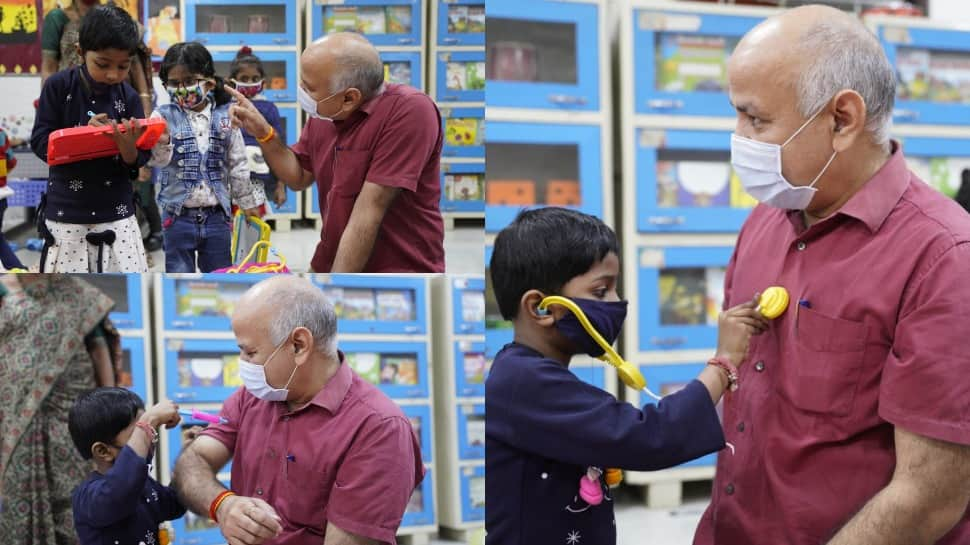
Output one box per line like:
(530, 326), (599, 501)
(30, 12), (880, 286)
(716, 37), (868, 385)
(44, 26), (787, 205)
(212, 75), (232, 107)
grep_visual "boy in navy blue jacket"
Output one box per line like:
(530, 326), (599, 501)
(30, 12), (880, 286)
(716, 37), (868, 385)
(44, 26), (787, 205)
(485, 208), (768, 545)
(69, 388), (186, 545)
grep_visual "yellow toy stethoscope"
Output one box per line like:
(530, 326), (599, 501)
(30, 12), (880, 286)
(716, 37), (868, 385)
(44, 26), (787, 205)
(538, 286), (790, 402)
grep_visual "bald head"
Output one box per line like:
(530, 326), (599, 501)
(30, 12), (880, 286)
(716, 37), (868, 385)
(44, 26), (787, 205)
(304, 32), (384, 99)
(730, 4), (895, 146)
(235, 276), (338, 354)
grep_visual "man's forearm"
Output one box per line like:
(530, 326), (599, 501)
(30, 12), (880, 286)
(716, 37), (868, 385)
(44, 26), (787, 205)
(828, 481), (962, 545)
(174, 446), (229, 516)
(260, 136), (311, 190)
(331, 210), (381, 272)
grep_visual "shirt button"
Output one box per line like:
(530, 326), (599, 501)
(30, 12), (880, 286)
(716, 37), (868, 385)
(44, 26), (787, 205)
(737, 422), (745, 432)
(796, 241), (807, 251)
(256, 488), (263, 495)
(541, 473), (548, 480)
(755, 361), (765, 372)
(283, 416), (290, 421)
(726, 483), (735, 496)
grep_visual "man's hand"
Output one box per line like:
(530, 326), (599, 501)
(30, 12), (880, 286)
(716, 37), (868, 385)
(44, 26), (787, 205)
(273, 184), (287, 208)
(217, 495), (283, 545)
(225, 87), (273, 142)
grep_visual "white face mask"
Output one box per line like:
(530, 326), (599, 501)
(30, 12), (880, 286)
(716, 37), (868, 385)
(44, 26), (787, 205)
(731, 106), (838, 210)
(298, 86), (342, 122)
(238, 338), (298, 402)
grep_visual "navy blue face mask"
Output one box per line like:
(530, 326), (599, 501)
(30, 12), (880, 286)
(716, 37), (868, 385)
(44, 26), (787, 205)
(552, 297), (628, 357)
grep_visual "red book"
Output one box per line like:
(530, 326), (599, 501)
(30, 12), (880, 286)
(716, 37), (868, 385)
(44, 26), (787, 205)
(46, 118), (167, 166)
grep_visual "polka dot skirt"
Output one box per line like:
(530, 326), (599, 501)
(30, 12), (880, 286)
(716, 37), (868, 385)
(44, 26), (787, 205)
(43, 216), (149, 273)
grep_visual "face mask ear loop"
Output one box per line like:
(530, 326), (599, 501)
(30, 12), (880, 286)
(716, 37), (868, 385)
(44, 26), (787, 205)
(782, 105), (827, 148)
(538, 296), (663, 402)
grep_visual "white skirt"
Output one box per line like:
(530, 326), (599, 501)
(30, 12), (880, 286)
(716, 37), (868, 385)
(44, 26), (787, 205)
(42, 215), (149, 273)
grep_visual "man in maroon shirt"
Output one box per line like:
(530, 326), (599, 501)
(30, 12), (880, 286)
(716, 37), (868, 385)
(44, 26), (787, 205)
(173, 276), (424, 545)
(226, 32), (445, 273)
(694, 5), (970, 545)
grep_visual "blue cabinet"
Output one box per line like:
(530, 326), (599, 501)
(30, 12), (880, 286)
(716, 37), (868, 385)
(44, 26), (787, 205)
(437, 0), (484, 46)
(120, 336), (149, 402)
(79, 274), (144, 329)
(436, 50), (485, 103)
(459, 464), (485, 522)
(456, 402), (485, 460)
(341, 340), (430, 399)
(278, 106), (300, 146)
(454, 341), (486, 398)
(633, 7), (766, 117)
(875, 21), (970, 126)
(162, 275), (271, 332)
(451, 276), (485, 334)
(441, 162), (485, 213)
(486, 0), (601, 111)
(900, 135), (970, 199)
(184, 0), (298, 46)
(636, 246), (733, 352)
(441, 106), (485, 159)
(310, 275), (428, 335)
(403, 468), (436, 527)
(401, 404), (433, 463)
(635, 127), (755, 232)
(212, 50), (298, 103)
(485, 121), (603, 232)
(637, 364), (717, 467)
(311, 0), (423, 47)
(163, 338), (244, 403)
(380, 51), (424, 90)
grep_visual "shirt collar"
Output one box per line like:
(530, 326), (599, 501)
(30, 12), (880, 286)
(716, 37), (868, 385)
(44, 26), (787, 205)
(305, 351), (352, 414)
(786, 140), (910, 234)
(358, 84), (387, 116)
(835, 140), (910, 233)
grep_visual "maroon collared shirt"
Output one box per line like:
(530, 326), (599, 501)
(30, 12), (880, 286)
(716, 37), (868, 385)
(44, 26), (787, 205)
(695, 143), (970, 545)
(202, 359), (425, 545)
(291, 83), (445, 273)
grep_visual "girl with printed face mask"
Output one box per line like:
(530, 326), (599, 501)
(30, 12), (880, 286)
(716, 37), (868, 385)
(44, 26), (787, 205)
(146, 42), (265, 273)
(228, 46), (287, 209)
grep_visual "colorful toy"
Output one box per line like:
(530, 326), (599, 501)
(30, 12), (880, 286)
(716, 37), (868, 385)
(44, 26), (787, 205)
(46, 118), (167, 166)
(178, 408), (228, 425)
(756, 286), (790, 319)
(578, 467), (604, 505)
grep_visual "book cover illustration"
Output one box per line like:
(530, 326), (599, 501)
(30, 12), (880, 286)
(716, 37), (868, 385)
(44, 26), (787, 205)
(381, 354), (418, 385)
(377, 289), (415, 322)
(658, 267), (706, 325)
(342, 288), (377, 320)
(346, 352), (381, 385)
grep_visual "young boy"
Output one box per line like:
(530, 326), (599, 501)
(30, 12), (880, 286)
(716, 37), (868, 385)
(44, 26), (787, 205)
(485, 207), (768, 545)
(69, 388), (186, 545)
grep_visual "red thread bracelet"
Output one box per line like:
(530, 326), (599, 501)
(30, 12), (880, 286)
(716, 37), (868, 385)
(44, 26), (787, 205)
(135, 421), (158, 443)
(209, 490), (236, 522)
(708, 356), (740, 392)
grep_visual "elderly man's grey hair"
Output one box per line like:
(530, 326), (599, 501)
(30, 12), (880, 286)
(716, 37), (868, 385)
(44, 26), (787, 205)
(267, 280), (338, 354)
(319, 34), (385, 99)
(794, 20), (896, 150)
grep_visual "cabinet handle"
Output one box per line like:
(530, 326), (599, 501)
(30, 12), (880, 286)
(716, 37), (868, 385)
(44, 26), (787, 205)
(171, 320), (193, 328)
(547, 94), (588, 106)
(647, 99), (685, 110)
(174, 392), (196, 400)
(273, 38), (289, 44)
(115, 320), (132, 327)
(197, 37), (208, 44)
(404, 325), (420, 333)
(893, 108), (919, 121)
(443, 37), (460, 44)
(398, 38), (415, 45)
(650, 336), (688, 347)
(647, 215), (685, 225)
(443, 95), (459, 101)
(459, 324), (471, 332)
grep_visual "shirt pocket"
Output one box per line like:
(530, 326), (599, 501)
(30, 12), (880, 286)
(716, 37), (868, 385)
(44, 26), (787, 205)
(282, 462), (330, 533)
(778, 305), (869, 417)
(332, 150), (372, 198)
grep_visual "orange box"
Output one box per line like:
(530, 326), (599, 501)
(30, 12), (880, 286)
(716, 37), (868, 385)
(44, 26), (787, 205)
(486, 180), (536, 205)
(546, 179), (581, 206)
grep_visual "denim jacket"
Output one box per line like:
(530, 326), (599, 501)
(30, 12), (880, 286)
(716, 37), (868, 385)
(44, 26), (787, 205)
(150, 101), (261, 216)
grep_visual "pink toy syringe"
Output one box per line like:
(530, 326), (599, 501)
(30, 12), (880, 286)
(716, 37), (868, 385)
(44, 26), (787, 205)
(179, 409), (228, 425)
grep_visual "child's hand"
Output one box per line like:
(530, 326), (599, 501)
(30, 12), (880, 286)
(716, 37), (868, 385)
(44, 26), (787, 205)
(108, 118), (146, 166)
(157, 128), (171, 147)
(142, 399), (181, 429)
(181, 425), (205, 447)
(88, 113), (110, 127)
(243, 206), (262, 218)
(716, 294), (770, 366)
(273, 185), (287, 207)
